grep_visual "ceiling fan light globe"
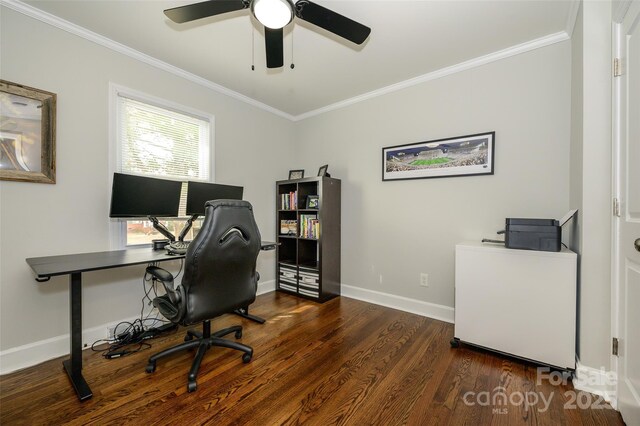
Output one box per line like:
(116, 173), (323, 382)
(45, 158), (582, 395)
(252, 0), (294, 29)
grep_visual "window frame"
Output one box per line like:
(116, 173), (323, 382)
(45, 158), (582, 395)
(108, 83), (215, 249)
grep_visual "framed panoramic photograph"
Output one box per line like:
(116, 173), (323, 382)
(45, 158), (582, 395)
(0, 80), (56, 183)
(382, 132), (495, 181)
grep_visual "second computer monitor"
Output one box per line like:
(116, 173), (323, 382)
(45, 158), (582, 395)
(186, 181), (243, 216)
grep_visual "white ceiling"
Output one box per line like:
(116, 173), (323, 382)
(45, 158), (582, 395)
(22, 0), (575, 117)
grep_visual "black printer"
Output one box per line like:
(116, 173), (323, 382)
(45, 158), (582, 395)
(487, 210), (577, 252)
(504, 218), (561, 252)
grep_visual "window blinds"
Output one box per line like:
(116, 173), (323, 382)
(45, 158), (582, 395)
(117, 95), (210, 182)
(116, 95), (211, 217)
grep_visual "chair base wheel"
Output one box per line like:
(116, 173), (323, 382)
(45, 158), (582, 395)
(450, 338), (460, 348)
(145, 321), (253, 391)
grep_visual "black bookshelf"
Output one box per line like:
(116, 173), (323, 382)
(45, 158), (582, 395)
(276, 176), (341, 302)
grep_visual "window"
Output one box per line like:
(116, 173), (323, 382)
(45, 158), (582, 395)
(111, 85), (213, 246)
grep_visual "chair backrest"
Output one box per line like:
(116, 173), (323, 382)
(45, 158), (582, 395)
(179, 200), (261, 324)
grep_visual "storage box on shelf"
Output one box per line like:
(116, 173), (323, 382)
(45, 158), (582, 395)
(275, 176), (341, 302)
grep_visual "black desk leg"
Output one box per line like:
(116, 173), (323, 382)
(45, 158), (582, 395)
(63, 272), (93, 401)
(234, 306), (266, 324)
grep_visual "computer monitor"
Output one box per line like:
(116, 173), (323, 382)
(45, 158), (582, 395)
(177, 181), (243, 242)
(110, 173), (182, 241)
(186, 181), (243, 216)
(110, 173), (182, 218)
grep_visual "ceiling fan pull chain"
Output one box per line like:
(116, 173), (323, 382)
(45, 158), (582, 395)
(290, 29), (295, 69)
(251, 23), (255, 71)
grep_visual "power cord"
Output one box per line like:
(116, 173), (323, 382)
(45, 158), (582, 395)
(91, 319), (152, 359)
(91, 260), (184, 360)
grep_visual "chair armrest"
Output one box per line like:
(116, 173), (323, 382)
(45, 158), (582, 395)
(146, 266), (180, 305)
(146, 266), (174, 284)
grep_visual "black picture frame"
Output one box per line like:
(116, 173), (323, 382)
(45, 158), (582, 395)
(382, 131), (495, 181)
(317, 164), (329, 177)
(306, 195), (319, 209)
(288, 169), (304, 180)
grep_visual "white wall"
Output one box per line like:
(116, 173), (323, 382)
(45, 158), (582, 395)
(294, 41), (572, 309)
(0, 8), (294, 355)
(570, 3), (584, 257)
(574, 0), (612, 370)
(569, 1), (586, 371)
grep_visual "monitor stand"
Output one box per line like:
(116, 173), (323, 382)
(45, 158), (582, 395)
(148, 216), (175, 242)
(177, 215), (199, 242)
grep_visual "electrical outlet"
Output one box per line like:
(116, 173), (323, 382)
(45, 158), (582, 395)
(420, 273), (429, 287)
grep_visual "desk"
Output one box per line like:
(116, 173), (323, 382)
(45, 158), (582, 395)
(26, 242), (276, 401)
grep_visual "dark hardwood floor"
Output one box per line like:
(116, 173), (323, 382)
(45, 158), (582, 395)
(0, 292), (624, 425)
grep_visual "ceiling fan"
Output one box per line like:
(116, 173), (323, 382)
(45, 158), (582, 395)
(164, 0), (371, 69)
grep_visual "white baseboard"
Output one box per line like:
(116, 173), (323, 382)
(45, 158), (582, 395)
(573, 361), (617, 408)
(0, 315), (139, 375)
(0, 280), (276, 375)
(341, 284), (454, 324)
(257, 279), (275, 296)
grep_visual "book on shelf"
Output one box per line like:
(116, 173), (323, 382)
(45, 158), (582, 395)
(280, 220), (297, 235)
(299, 214), (320, 239)
(280, 191), (297, 210)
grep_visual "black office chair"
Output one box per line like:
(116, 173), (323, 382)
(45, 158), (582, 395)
(144, 200), (261, 392)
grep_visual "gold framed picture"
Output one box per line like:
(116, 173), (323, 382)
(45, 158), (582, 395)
(0, 80), (56, 183)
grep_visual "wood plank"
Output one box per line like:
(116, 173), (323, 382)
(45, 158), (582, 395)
(0, 293), (625, 425)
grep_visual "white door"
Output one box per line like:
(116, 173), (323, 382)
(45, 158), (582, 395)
(615, 1), (640, 424)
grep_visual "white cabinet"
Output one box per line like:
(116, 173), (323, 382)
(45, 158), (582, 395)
(454, 242), (577, 370)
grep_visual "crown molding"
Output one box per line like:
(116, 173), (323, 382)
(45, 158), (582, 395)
(0, 0), (296, 121)
(3, 0), (571, 123)
(565, 0), (581, 37)
(293, 31), (570, 121)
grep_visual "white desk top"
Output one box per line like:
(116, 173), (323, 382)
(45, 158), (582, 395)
(456, 241), (577, 258)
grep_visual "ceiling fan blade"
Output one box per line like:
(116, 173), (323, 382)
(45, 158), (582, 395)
(264, 27), (284, 68)
(164, 0), (247, 24)
(295, 1), (370, 45)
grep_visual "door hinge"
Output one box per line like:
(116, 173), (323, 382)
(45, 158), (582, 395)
(613, 198), (621, 217)
(614, 58), (623, 77)
(613, 337), (619, 356)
